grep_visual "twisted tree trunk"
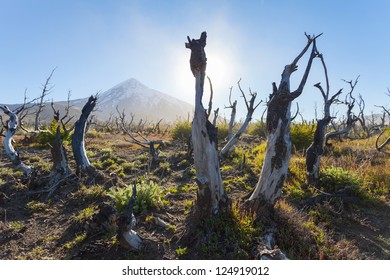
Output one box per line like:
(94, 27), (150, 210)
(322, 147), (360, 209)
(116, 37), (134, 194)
(306, 52), (343, 185)
(186, 32), (226, 218)
(117, 184), (142, 250)
(249, 34), (320, 205)
(0, 105), (32, 176)
(71, 95), (97, 175)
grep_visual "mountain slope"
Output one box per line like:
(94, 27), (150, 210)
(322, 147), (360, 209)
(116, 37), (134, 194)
(1, 78), (194, 125)
(73, 78), (193, 123)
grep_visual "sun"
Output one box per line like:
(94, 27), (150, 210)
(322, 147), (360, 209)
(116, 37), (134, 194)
(205, 48), (233, 90)
(172, 44), (238, 106)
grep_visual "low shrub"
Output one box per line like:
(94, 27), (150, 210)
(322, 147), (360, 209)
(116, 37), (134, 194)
(290, 123), (316, 152)
(247, 121), (267, 138)
(171, 121), (192, 143)
(107, 180), (162, 214)
(319, 167), (361, 192)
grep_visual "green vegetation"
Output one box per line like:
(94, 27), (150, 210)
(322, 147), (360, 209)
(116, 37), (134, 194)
(107, 180), (162, 214)
(175, 246), (188, 257)
(26, 200), (49, 212)
(290, 122), (316, 152)
(199, 202), (262, 259)
(319, 167), (361, 192)
(63, 232), (87, 250)
(36, 119), (72, 147)
(171, 120), (192, 143)
(1, 120), (388, 260)
(8, 221), (24, 231)
(247, 120), (267, 138)
(77, 184), (106, 202)
(73, 205), (97, 223)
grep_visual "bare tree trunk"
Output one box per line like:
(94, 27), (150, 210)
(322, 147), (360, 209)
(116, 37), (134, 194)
(117, 184), (142, 250)
(325, 78), (359, 144)
(225, 86), (237, 141)
(306, 52), (342, 185)
(50, 106), (71, 178)
(220, 79), (261, 158)
(71, 95), (97, 175)
(249, 34), (320, 205)
(51, 124), (70, 175)
(375, 129), (390, 154)
(186, 32), (226, 217)
(0, 105), (32, 176)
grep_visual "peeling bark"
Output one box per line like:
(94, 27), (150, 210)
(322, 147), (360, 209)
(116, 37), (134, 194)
(71, 95), (97, 175)
(249, 34), (320, 205)
(186, 32), (226, 217)
(306, 52), (343, 185)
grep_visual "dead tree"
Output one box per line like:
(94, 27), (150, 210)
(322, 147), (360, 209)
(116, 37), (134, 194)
(220, 79), (261, 158)
(225, 86), (237, 141)
(375, 90), (390, 153)
(186, 32), (227, 217)
(306, 50), (343, 186)
(71, 95), (97, 175)
(116, 106), (164, 163)
(249, 33), (320, 205)
(325, 77), (359, 144)
(356, 94), (371, 138)
(117, 183), (142, 250)
(50, 102), (71, 177)
(375, 129), (390, 154)
(0, 105), (32, 176)
(34, 68), (56, 132)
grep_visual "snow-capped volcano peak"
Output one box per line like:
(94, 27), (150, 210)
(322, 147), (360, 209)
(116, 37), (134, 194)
(95, 78), (193, 122)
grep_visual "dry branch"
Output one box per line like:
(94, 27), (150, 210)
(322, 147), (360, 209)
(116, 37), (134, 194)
(325, 77), (359, 144)
(220, 79), (262, 158)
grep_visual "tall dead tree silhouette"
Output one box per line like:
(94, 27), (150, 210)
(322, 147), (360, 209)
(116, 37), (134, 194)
(185, 31), (227, 218)
(306, 49), (343, 186)
(249, 33), (321, 206)
(71, 95), (98, 176)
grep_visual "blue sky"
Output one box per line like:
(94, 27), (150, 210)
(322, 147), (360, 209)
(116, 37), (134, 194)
(1, 0), (389, 121)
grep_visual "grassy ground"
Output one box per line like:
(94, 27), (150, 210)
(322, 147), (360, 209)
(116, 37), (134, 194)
(0, 128), (388, 260)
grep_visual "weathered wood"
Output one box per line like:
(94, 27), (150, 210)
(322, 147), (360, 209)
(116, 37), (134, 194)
(186, 32), (226, 217)
(51, 125), (70, 174)
(249, 34), (320, 205)
(71, 95), (97, 175)
(325, 77), (359, 144)
(117, 184), (142, 250)
(0, 105), (32, 176)
(220, 79), (261, 158)
(50, 108), (71, 177)
(225, 86), (237, 141)
(375, 128), (390, 154)
(116, 106), (165, 162)
(306, 52), (343, 185)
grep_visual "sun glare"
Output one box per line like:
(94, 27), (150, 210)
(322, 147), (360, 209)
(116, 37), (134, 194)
(173, 45), (237, 106)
